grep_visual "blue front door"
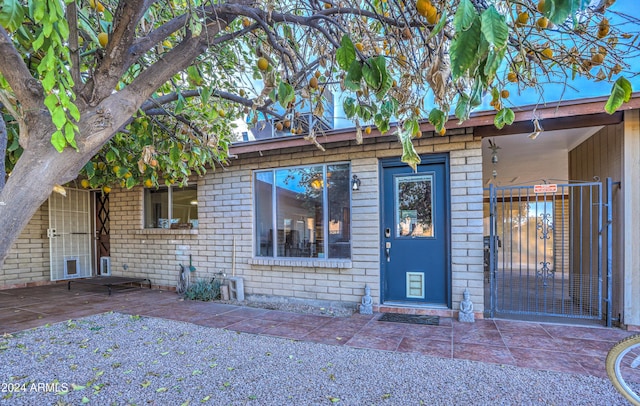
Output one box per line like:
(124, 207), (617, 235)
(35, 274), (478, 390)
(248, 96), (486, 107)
(381, 155), (450, 306)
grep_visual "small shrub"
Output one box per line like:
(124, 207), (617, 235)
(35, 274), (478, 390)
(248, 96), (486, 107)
(183, 278), (221, 301)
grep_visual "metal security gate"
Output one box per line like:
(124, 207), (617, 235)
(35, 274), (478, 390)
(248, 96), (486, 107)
(48, 188), (93, 281)
(486, 180), (613, 324)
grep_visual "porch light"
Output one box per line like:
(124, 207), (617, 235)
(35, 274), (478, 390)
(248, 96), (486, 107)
(190, 200), (198, 205)
(351, 174), (361, 191)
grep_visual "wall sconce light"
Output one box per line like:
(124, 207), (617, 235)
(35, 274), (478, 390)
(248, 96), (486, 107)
(351, 174), (361, 191)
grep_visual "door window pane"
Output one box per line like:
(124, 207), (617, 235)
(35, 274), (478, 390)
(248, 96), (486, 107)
(396, 174), (434, 238)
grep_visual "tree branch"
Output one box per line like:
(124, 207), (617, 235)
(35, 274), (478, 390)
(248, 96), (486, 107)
(0, 26), (45, 119)
(67, 1), (81, 90)
(140, 89), (276, 116)
(83, 0), (157, 106)
(129, 14), (189, 63)
(125, 18), (232, 107)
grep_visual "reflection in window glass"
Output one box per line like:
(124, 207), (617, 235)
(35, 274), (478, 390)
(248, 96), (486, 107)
(254, 163), (350, 259)
(327, 164), (351, 258)
(144, 188), (169, 228)
(255, 172), (274, 256)
(276, 166), (324, 258)
(144, 186), (198, 229)
(396, 174), (434, 237)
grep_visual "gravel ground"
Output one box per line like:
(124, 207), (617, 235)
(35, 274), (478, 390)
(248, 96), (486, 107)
(0, 312), (629, 406)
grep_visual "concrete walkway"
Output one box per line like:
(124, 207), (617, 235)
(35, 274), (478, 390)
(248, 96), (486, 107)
(0, 283), (634, 380)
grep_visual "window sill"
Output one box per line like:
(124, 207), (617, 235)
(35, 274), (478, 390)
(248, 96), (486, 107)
(249, 258), (352, 269)
(134, 229), (198, 235)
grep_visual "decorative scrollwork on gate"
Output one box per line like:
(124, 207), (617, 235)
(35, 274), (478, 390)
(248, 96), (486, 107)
(537, 260), (554, 286)
(536, 212), (554, 286)
(537, 212), (553, 240)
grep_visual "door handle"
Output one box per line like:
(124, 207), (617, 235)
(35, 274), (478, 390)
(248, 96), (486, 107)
(385, 242), (391, 262)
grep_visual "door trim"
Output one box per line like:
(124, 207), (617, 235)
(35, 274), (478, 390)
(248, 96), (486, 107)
(379, 154), (452, 307)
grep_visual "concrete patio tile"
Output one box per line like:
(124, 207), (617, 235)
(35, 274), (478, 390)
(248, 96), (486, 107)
(0, 284), (634, 379)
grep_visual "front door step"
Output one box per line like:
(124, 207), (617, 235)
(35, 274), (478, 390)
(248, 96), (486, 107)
(375, 304), (456, 318)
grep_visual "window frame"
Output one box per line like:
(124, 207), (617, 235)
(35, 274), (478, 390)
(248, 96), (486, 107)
(143, 185), (198, 229)
(253, 162), (352, 260)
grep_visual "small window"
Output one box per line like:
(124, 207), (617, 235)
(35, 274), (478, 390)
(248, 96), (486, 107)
(255, 163), (351, 259)
(395, 174), (434, 238)
(144, 186), (198, 229)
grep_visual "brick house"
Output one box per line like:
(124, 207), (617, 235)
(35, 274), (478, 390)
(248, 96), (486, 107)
(3, 95), (640, 328)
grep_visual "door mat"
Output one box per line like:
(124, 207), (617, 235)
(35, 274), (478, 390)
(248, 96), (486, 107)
(378, 313), (439, 326)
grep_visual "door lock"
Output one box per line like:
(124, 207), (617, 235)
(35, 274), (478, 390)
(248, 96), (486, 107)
(385, 241), (391, 262)
(385, 228), (391, 238)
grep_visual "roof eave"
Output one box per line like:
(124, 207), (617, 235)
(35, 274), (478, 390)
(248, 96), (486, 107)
(230, 93), (640, 156)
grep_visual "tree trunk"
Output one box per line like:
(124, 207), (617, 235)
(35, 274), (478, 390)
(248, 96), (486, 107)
(0, 114), (6, 192)
(0, 137), (89, 267)
(0, 8), (234, 269)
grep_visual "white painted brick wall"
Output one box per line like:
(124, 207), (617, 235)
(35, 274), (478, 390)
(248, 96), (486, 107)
(0, 203), (50, 288)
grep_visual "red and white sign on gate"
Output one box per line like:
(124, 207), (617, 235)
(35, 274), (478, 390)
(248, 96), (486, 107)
(533, 184), (558, 194)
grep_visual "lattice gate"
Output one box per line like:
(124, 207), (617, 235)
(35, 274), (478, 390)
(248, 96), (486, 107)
(486, 180), (613, 325)
(95, 191), (110, 275)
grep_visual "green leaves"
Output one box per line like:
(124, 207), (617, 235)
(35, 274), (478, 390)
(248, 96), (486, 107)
(336, 35), (356, 71)
(452, 2), (509, 81)
(455, 95), (472, 123)
(480, 6), (508, 49)
(450, 11), (481, 79)
(187, 66), (203, 87)
(428, 108), (446, 132)
(398, 128), (420, 171)
(18, 0), (80, 152)
(542, 0), (589, 25)
(0, 0), (25, 32)
(362, 56), (392, 98)
(494, 107), (515, 129)
(605, 77), (632, 114)
(343, 97), (357, 119)
(277, 82), (295, 108)
(169, 145), (181, 164)
(345, 61), (363, 91)
(453, 0), (478, 32)
(362, 57), (383, 90)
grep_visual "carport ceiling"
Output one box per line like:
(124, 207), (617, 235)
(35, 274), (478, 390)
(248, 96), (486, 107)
(482, 126), (602, 187)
